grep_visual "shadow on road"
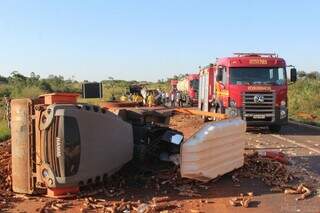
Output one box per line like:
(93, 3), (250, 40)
(247, 123), (320, 136)
(291, 155), (320, 176)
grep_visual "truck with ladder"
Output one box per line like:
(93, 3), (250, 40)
(198, 53), (297, 132)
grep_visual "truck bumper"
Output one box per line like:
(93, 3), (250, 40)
(226, 107), (288, 126)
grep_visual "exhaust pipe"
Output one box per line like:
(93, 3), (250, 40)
(11, 99), (34, 194)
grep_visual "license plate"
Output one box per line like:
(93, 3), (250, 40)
(253, 114), (266, 119)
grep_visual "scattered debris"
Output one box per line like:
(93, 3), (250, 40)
(174, 185), (202, 197)
(152, 196), (170, 203)
(39, 200), (73, 212)
(233, 152), (294, 187)
(257, 150), (289, 164)
(229, 192), (254, 208)
(284, 184), (312, 200)
(135, 203), (150, 213)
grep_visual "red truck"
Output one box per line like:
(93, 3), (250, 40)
(171, 74), (199, 106)
(198, 53), (297, 132)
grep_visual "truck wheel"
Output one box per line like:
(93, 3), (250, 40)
(203, 114), (209, 122)
(268, 124), (282, 133)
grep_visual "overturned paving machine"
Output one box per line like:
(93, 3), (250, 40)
(10, 93), (246, 196)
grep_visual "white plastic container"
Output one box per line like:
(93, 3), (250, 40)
(180, 117), (246, 181)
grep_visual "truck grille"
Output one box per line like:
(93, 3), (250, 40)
(242, 92), (275, 121)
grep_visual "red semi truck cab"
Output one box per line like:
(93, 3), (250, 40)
(186, 74), (199, 104)
(198, 53), (297, 132)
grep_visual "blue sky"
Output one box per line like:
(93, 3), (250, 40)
(0, 0), (319, 81)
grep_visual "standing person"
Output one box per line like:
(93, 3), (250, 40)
(147, 92), (155, 107)
(155, 89), (162, 105)
(131, 93), (137, 102)
(170, 91), (176, 108)
(161, 91), (166, 106)
(140, 87), (147, 105)
(165, 92), (169, 105)
(176, 91), (181, 107)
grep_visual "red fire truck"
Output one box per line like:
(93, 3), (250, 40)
(198, 53), (297, 132)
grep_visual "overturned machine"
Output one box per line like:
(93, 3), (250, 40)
(10, 93), (246, 196)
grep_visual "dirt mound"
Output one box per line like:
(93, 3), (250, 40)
(0, 140), (16, 210)
(0, 140), (11, 191)
(169, 113), (204, 140)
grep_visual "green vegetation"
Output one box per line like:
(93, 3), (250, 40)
(0, 72), (170, 141)
(288, 77), (320, 126)
(101, 77), (171, 101)
(0, 119), (10, 141)
(1, 70), (319, 141)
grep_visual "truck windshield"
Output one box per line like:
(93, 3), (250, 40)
(63, 116), (81, 177)
(230, 67), (286, 85)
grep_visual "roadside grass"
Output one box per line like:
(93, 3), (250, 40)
(0, 119), (10, 142)
(288, 79), (320, 126)
(1, 77), (318, 140)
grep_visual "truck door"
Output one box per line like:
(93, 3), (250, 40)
(214, 66), (229, 110)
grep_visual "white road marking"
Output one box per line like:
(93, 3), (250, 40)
(271, 134), (320, 154)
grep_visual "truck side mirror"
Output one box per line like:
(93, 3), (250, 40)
(290, 68), (297, 82)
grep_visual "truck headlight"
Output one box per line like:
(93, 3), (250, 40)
(280, 109), (287, 119)
(280, 100), (286, 107)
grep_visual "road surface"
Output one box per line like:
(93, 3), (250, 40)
(7, 117), (320, 213)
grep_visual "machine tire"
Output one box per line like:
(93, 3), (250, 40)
(203, 115), (209, 122)
(268, 124), (282, 133)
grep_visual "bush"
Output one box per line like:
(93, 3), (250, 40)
(0, 119), (10, 141)
(11, 86), (44, 99)
(288, 79), (320, 122)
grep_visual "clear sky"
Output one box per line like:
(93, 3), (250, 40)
(0, 0), (319, 82)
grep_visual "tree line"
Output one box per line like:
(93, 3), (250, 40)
(0, 71), (81, 98)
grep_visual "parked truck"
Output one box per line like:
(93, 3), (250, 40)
(198, 53), (297, 132)
(176, 74), (199, 106)
(170, 74), (199, 106)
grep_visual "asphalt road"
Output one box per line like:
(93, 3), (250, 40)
(242, 122), (320, 213)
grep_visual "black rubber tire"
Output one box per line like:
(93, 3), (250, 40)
(268, 124), (282, 133)
(203, 114), (209, 122)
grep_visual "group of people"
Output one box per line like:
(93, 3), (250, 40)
(119, 88), (185, 108)
(168, 90), (183, 107)
(119, 90), (160, 107)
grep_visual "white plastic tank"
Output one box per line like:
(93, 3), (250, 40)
(180, 118), (246, 181)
